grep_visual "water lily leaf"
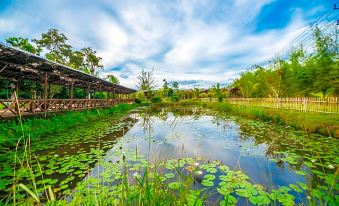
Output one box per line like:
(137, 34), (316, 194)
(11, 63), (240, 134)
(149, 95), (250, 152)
(206, 167), (217, 173)
(203, 174), (215, 181)
(164, 173), (175, 179)
(168, 182), (182, 189)
(220, 195), (237, 206)
(201, 180), (214, 187)
(235, 188), (252, 198)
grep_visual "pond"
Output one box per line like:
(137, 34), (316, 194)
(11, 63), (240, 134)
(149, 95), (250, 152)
(0, 106), (338, 205)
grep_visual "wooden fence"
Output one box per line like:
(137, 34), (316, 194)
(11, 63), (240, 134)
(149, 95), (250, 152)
(199, 97), (339, 114)
(0, 98), (135, 118)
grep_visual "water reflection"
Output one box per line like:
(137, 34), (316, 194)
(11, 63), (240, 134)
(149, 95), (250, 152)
(92, 107), (315, 189)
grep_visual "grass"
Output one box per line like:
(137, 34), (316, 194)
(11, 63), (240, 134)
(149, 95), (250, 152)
(0, 103), (137, 150)
(156, 100), (339, 138)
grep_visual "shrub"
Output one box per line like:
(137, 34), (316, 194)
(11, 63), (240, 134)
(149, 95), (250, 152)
(135, 98), (142, 104)
(151, 96), (162, 103)
(171, 95), (179, 102)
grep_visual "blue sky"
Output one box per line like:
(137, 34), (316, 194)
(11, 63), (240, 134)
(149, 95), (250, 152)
(0, 0), (334, 88)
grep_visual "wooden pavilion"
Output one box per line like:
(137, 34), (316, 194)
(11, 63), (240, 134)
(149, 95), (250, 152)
(0, 43), (136, 118)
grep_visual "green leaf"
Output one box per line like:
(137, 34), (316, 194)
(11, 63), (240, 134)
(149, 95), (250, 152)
(168, 182), (182, 189)
(18, 183), (40, 203)
(203, 174), (216, 181)
(201, 180), (214, 187)
(164, 173), (175, 179)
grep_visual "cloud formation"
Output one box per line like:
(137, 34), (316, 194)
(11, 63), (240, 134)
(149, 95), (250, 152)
(0, 0), (327, 88)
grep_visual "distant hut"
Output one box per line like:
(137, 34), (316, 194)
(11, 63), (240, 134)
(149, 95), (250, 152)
(229, 87), (241, 97)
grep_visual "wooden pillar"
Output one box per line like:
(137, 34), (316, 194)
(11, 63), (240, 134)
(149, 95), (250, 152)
(86, 84), (90, 99)
(69, 81), (74, 99)
(16, 80), (19, 97)
(86, 84), (90, 109)
(98, 85), (102, 99)
(83, 87), (86, 99)
(44, 73), (48, 117)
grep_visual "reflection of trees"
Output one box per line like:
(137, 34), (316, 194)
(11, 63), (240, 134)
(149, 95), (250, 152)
(139, 110), (154, 134)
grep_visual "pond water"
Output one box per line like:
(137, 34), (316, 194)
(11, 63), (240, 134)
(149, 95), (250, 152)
(0, 106), (338, 205)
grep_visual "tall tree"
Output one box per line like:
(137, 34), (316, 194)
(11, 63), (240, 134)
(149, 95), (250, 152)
(81, 47), (103, 76)
(172, 81), (179, 92)
(162, 79), (168, 90)
(33, 29), (72, 64)
(68, 50), (84, 70)
(137, 68), (156, 91)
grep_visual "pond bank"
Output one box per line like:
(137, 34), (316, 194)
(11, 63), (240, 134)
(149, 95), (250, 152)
(154, 101), (339, 138)
(0, 103), (137, 150)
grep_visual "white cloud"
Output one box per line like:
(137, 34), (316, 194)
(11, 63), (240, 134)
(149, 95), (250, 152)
(0, 0), (310, 89)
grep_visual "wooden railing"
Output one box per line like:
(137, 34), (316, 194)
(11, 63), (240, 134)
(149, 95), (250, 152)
(199, 97), (339, 114)
(0, 98), (135, 118)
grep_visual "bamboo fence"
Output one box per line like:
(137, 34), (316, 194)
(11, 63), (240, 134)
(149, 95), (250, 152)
(199, 97), (339, 114)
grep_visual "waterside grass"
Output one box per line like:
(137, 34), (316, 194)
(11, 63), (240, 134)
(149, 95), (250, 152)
(0, 103), (137, 150)
(8, 145), (338, 206)
(154, 101), (339, 138)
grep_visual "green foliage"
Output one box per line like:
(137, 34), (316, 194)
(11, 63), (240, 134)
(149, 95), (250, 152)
(81, 47), (103, 75)
(134, 98), (142, 104)
(137, 68), (156, 92)
(0, 103), (136, 150)
(5, 37), (41, 55)
(231, 27), (339, 97)
(33, 28), (72, 65)
(106, 74), (120, 84)
(7, 29), (104, 75)
(171, 95), (179, 102)
(151, 96), (162, 103)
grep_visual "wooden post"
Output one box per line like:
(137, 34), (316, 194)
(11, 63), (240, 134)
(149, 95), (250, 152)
(86, 84), (90, 109)
(48, 82), (51, 98)
(16, 80), (19, 97)
(44, 73), (48, 118)
(69, 81), (74, 99)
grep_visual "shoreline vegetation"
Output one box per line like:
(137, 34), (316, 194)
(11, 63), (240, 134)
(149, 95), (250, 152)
(0, 102), (338, 205)
(153, 100), (339, 138)
(1, 98), (337, 153)
(0, 103), (137, 151)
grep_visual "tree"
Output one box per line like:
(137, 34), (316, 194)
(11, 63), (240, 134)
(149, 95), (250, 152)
(137, 68), (156, 91)
(211, 83), (221, 98)
(106, 74), (120, 84)
(81, 47), (103, 76)
(6, 37), (41, 55)
(162, 79), (168, 90)
(33, 29), (72, 64)
(68, 50), (84, 70)
(172, 81), (179, 92)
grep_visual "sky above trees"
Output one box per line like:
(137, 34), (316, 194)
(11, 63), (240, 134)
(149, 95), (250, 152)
(0, 0), (334, 88)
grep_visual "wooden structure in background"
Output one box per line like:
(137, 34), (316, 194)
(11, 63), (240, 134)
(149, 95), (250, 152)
(0, 43), (136, 118)
(200, 97), (339, 114)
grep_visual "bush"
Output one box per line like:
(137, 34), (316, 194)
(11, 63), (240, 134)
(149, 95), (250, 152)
(135, 98), (142, 104)
(151, 96), (162, 103)
(171, 95), (179, 102)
